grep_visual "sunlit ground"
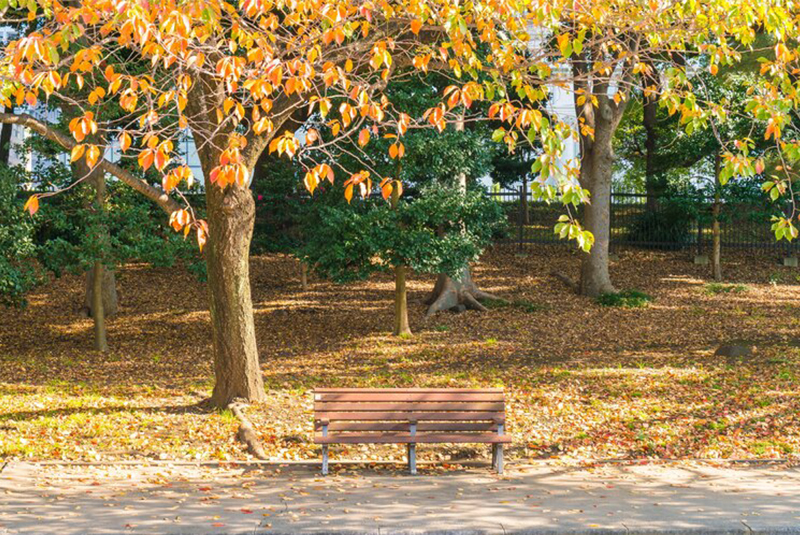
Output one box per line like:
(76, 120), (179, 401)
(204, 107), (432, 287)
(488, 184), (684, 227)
(1, 246), (799, 462)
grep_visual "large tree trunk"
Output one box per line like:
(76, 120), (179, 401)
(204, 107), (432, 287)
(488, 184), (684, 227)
(204, 170), (265, 407)
(712, 152), (722, 281)
(425, 269), (499, 317)
(573, 51), (629, 298)
(578, 145), (616, 297)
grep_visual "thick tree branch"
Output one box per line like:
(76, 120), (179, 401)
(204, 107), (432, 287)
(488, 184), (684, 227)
(0, 112), (181, 214)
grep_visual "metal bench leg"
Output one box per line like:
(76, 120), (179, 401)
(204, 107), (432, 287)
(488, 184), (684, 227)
(495, 421), (505, 475)
(321, 421), (329, 475)
(408, 420), (417, 475)
(408, 444), (417, 475)
(495, 445), (503, 475)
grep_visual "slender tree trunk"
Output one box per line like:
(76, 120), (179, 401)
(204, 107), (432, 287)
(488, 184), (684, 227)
(712, 152), (722, 281)
(0, 106), (13, 166)
(394, 265), (411, 336)
(203, 169), (265, 407)
(92, 260), (108, 351)
(74, 155), (112, 350)
(390, 182), (411, 335)
(299, 261), (308, 291)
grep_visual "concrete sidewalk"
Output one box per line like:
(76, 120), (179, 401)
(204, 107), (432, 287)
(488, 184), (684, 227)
(1, 460), (799, 534)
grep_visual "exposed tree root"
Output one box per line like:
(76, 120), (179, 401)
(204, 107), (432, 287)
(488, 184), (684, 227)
(550, 270), (579, 294)
(228, 401), (268, 460)
(424, 269), (501, 318)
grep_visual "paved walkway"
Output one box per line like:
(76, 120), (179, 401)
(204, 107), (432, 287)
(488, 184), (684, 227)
(1, 460), (799, 534)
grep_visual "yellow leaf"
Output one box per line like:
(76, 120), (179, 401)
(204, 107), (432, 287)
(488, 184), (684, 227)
(70, 144), (86, 162)
(85, 145), (101, 167)
(23, 195), (39, 216)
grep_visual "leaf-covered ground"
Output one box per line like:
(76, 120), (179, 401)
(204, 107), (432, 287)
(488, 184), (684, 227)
(2, 246), (799, 463)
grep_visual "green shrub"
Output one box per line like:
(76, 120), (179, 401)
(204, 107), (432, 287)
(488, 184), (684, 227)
(0, 167), (42, 306)
(596, 289), (653, 308)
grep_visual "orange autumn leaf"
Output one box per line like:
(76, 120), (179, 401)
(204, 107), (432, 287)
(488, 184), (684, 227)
(23, 195), (39, 216)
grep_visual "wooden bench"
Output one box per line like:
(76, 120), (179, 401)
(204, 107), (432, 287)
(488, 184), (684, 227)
(313, 388), (511, 475)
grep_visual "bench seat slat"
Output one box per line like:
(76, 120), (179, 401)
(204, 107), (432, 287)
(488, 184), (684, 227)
(315, 422), (499, 432)
(315, 393), (504, 402)
(315, 402), (504, 411)
(314, 433), (512, 444)
(316, 411), (504, 421)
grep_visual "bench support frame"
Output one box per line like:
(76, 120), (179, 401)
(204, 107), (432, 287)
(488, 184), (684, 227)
(408, 420), (417, 475)
(321, 421), (329, 475)
(492, 422), (504, 474)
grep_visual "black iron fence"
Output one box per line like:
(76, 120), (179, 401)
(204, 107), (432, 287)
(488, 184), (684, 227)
(489, 186), (799, 255)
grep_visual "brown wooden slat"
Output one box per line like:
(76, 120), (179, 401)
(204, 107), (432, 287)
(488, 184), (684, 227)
(315, 411), (504, 421)
(315, 393), (504, 402)
(314, 402), (504, 412)
(314, 433), (512, 444)
(315, 422), (499, 432)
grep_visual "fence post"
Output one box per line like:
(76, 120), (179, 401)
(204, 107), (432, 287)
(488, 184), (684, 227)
(517, 186), (524, 253)
(697, 216), (703, 257)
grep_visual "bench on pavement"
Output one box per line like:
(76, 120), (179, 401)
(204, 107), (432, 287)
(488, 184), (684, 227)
(313, 388), (511, 475)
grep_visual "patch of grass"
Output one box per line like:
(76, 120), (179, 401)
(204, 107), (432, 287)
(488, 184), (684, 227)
(704, 283), (749, 295)
(596, 290), (652, 308)
(218, 409), (237, 424)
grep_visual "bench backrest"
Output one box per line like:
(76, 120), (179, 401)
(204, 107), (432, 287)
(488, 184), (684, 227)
(314, 388), (505, 438)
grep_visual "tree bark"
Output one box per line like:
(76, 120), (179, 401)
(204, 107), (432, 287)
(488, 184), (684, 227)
(299, 261), (308, 291)
(578, 145), (616, 297)
(394, 265), (412, 336)
(712, 152), (722, 281)
(84, 267), (118, 318)
(91, 260), (108, 351)
(573, 50), (629, 298)
(642, 60), (664, 212)
(390, 183), (412, 335)
(74, 154), (111, 350)
(0, 107), (13, 166)
(204, 178), (266, 407)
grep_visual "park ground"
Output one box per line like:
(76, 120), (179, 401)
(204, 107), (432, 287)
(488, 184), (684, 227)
(1, 245), (800, 464)
(2, 460), (800, 533)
